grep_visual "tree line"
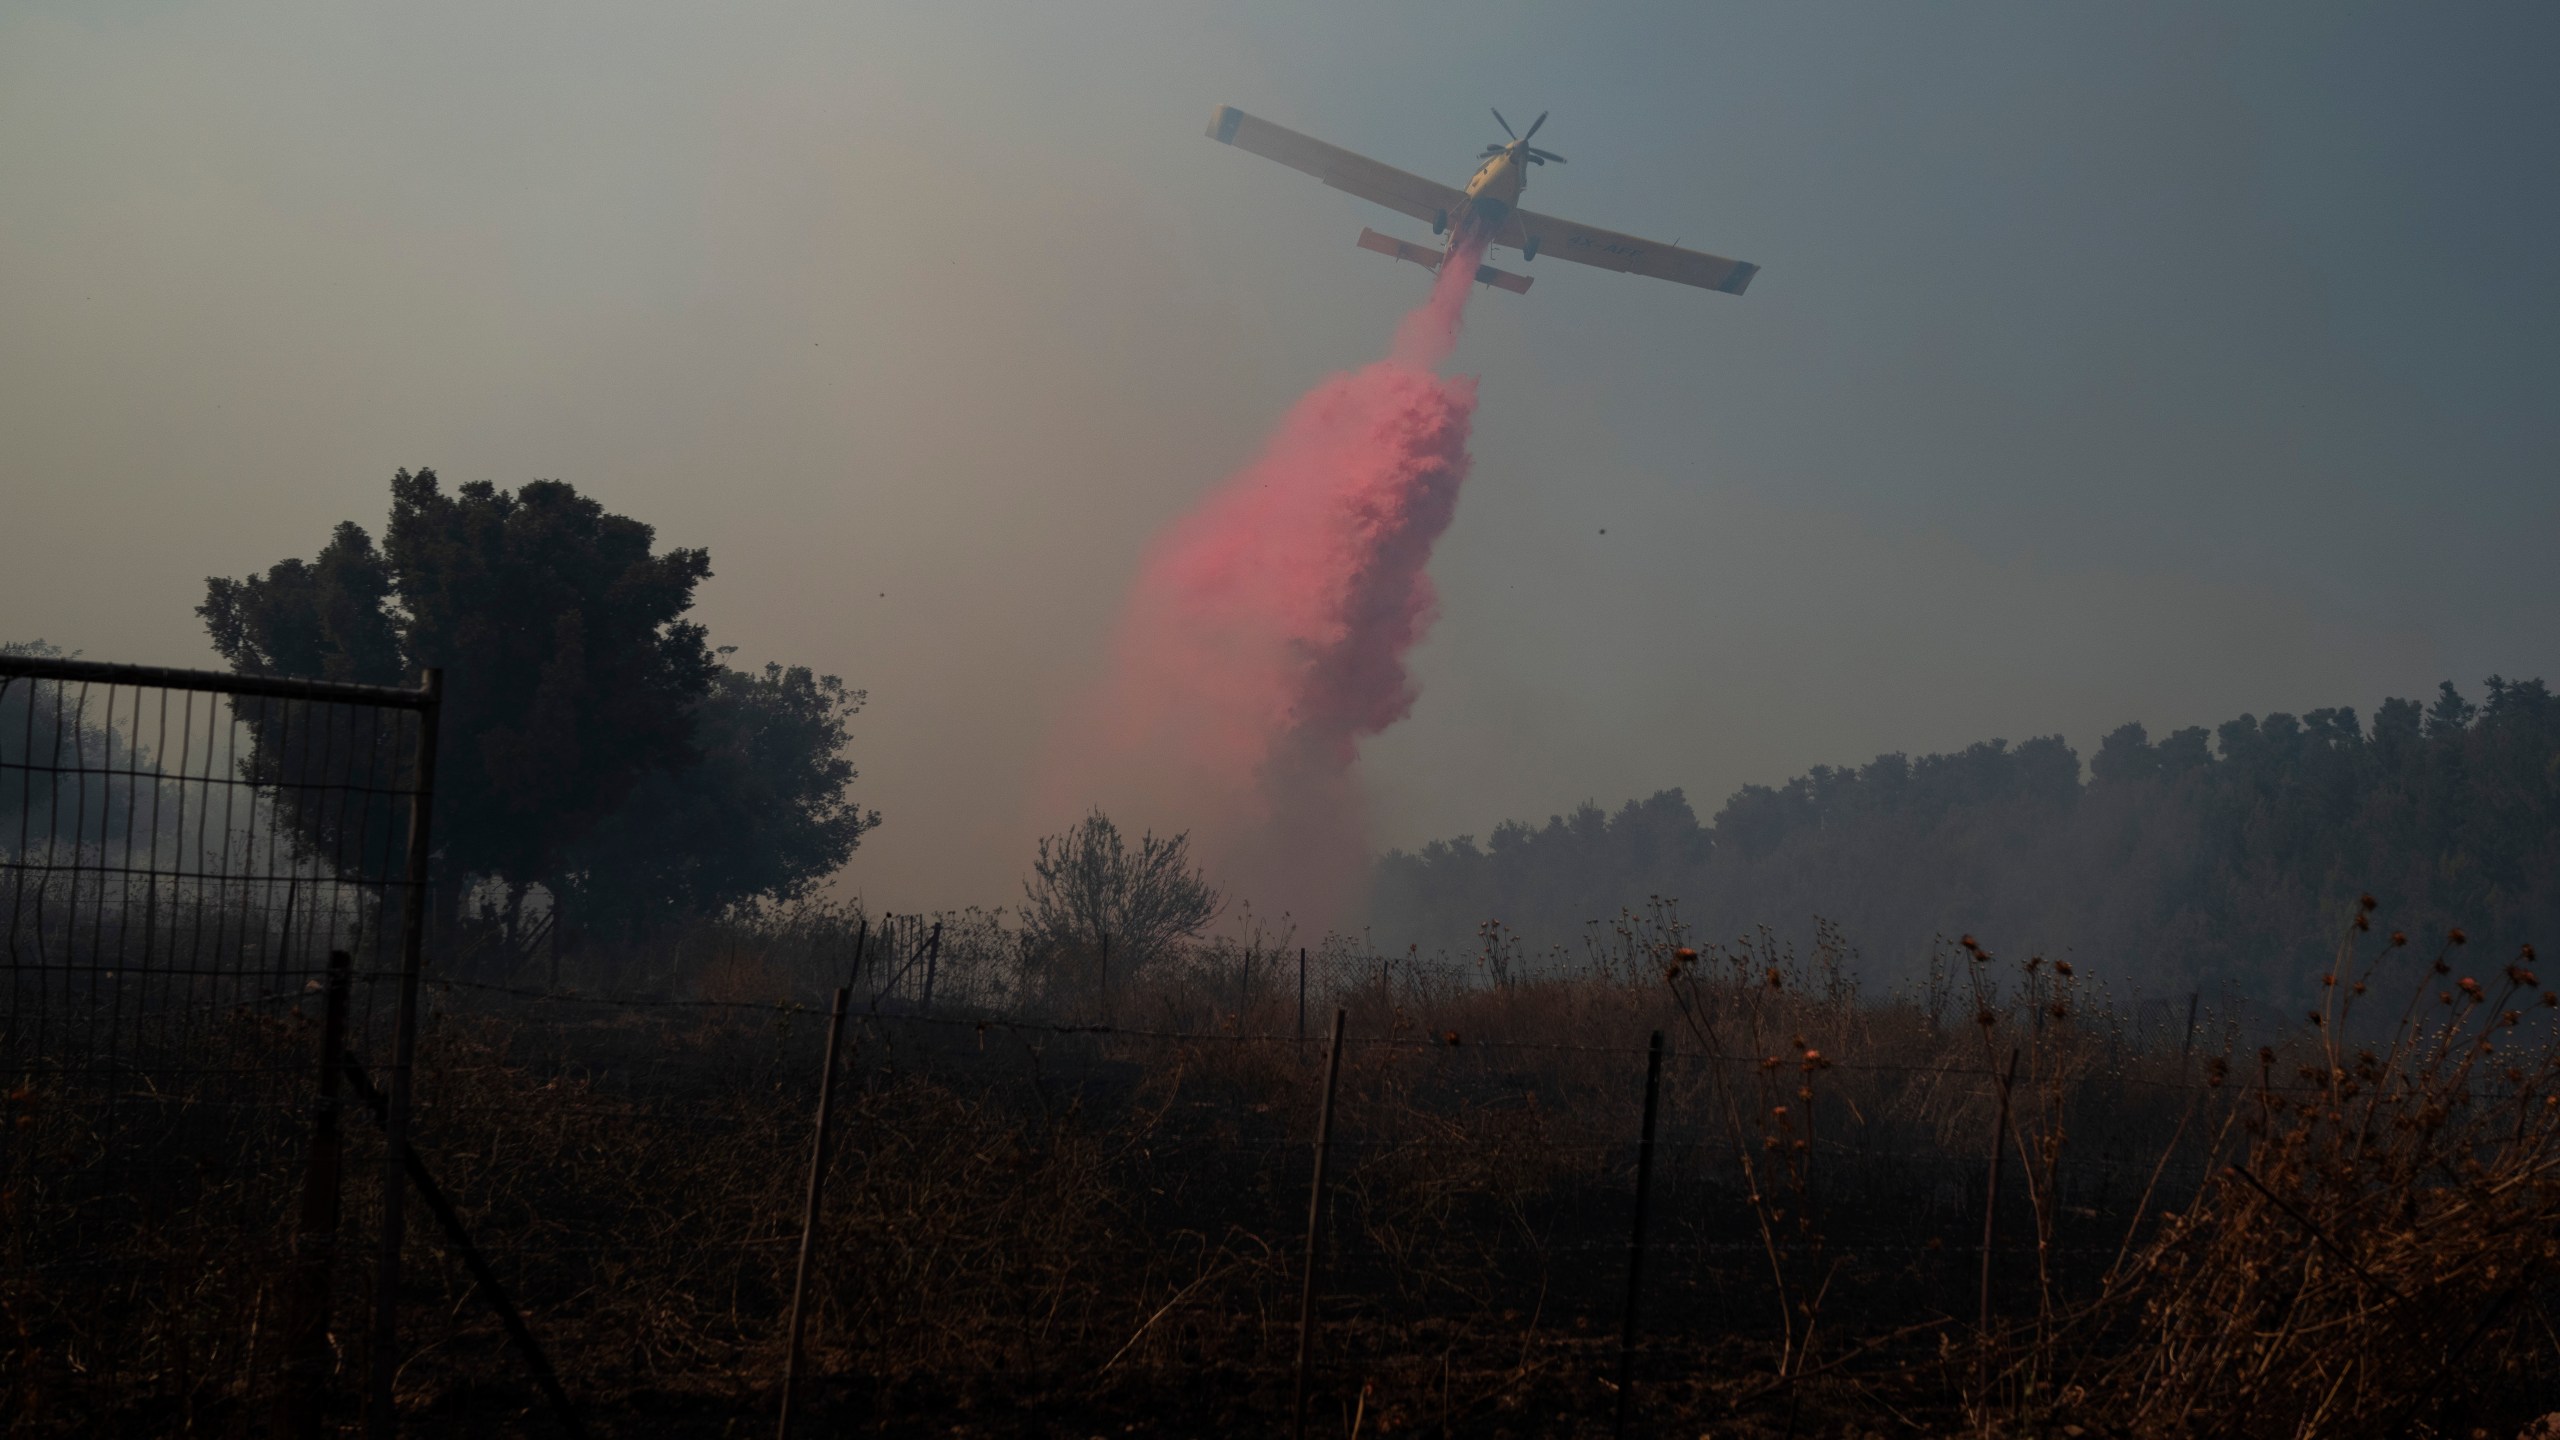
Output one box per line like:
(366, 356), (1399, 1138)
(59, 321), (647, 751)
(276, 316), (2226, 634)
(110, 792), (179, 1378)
(1371, 679), (2560, 1006)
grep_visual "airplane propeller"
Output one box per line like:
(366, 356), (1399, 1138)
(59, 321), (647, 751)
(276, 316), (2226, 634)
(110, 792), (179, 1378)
(1487, 109), (1567, 164)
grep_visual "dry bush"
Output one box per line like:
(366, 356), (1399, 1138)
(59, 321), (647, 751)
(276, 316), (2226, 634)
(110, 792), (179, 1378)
(2050, 909), (2560, 1438)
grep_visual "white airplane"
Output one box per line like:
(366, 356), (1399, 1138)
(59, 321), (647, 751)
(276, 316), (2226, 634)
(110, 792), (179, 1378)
(1207, 105), (1759, 298)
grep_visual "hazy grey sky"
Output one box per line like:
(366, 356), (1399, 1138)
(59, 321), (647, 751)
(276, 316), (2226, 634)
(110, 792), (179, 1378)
(6, 2), (2555, 913)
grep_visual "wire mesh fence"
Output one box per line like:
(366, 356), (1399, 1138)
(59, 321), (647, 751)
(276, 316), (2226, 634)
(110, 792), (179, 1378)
(3, 655), (437, 1436)
(354, 941), (2237, 1437)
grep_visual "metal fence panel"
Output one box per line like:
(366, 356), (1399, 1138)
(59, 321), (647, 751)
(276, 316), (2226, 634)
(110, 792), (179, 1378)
(2, 655), (435, 1434)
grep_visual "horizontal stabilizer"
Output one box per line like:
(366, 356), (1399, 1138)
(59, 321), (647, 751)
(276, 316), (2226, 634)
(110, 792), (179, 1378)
(1356, 226), (1443, 270)
(1355, 228), (1534, 294)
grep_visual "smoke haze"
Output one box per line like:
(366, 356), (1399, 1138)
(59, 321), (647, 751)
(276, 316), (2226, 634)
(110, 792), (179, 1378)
(2, 5), (2554, 915)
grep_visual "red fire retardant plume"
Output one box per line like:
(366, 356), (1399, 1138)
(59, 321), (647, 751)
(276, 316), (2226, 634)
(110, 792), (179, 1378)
(1052, 237), (1492, 929)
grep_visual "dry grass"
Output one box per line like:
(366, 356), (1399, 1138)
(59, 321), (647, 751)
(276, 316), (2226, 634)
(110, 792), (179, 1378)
(7, 900), (2558, 1437)
(2055, 911), (2560, 1437)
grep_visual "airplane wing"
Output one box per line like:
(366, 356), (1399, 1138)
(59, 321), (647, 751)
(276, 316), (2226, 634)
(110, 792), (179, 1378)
(1207, 106), (1467, 231)
(1496, 208), (1759, 295)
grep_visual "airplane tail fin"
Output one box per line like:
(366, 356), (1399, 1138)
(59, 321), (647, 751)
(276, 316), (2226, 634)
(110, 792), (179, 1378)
(1356, 228), (1533, 294)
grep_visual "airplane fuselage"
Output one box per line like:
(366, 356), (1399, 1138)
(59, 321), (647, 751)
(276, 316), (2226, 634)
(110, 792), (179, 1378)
(1461, 146), (1531, 232)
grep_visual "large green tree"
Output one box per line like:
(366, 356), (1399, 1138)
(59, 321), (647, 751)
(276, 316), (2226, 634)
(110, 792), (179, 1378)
(200, 469), (873, 939)
(560, 656), (877, 932)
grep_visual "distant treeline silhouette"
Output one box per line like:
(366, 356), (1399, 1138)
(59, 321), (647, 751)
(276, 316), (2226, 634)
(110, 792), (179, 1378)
(1371, 678), (2560, 1005)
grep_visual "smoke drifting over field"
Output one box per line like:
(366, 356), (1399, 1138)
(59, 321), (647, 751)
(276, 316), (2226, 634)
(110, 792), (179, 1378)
(1048, 237), (1490, 928)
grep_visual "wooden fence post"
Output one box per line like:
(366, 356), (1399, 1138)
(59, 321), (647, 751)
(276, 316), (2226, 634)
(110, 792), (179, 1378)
(1614, 1030), (1665, 1438)
(779, 987), (853, 1439)
(1293, 1009), (1348, 1440)
(275, 950), (352, 1438)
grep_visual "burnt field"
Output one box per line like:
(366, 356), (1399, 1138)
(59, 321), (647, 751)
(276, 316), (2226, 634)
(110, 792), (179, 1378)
(11, 901), (2560, 1438)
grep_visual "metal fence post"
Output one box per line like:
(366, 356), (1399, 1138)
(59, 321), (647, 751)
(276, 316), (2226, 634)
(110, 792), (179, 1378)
(1614, 1030), (1665, 1438)
(2179, 990), (2201, 1078)
(1978, 1047), (2021, 1354)
(919, 920), (942, 1014)
(1293, 1008), (1348, 1440)
(779, 986), (853, 1439)
(340, 1052), (587, 1438)
(373, 666), (441, 1438)
(275, 949), (352, 1438)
